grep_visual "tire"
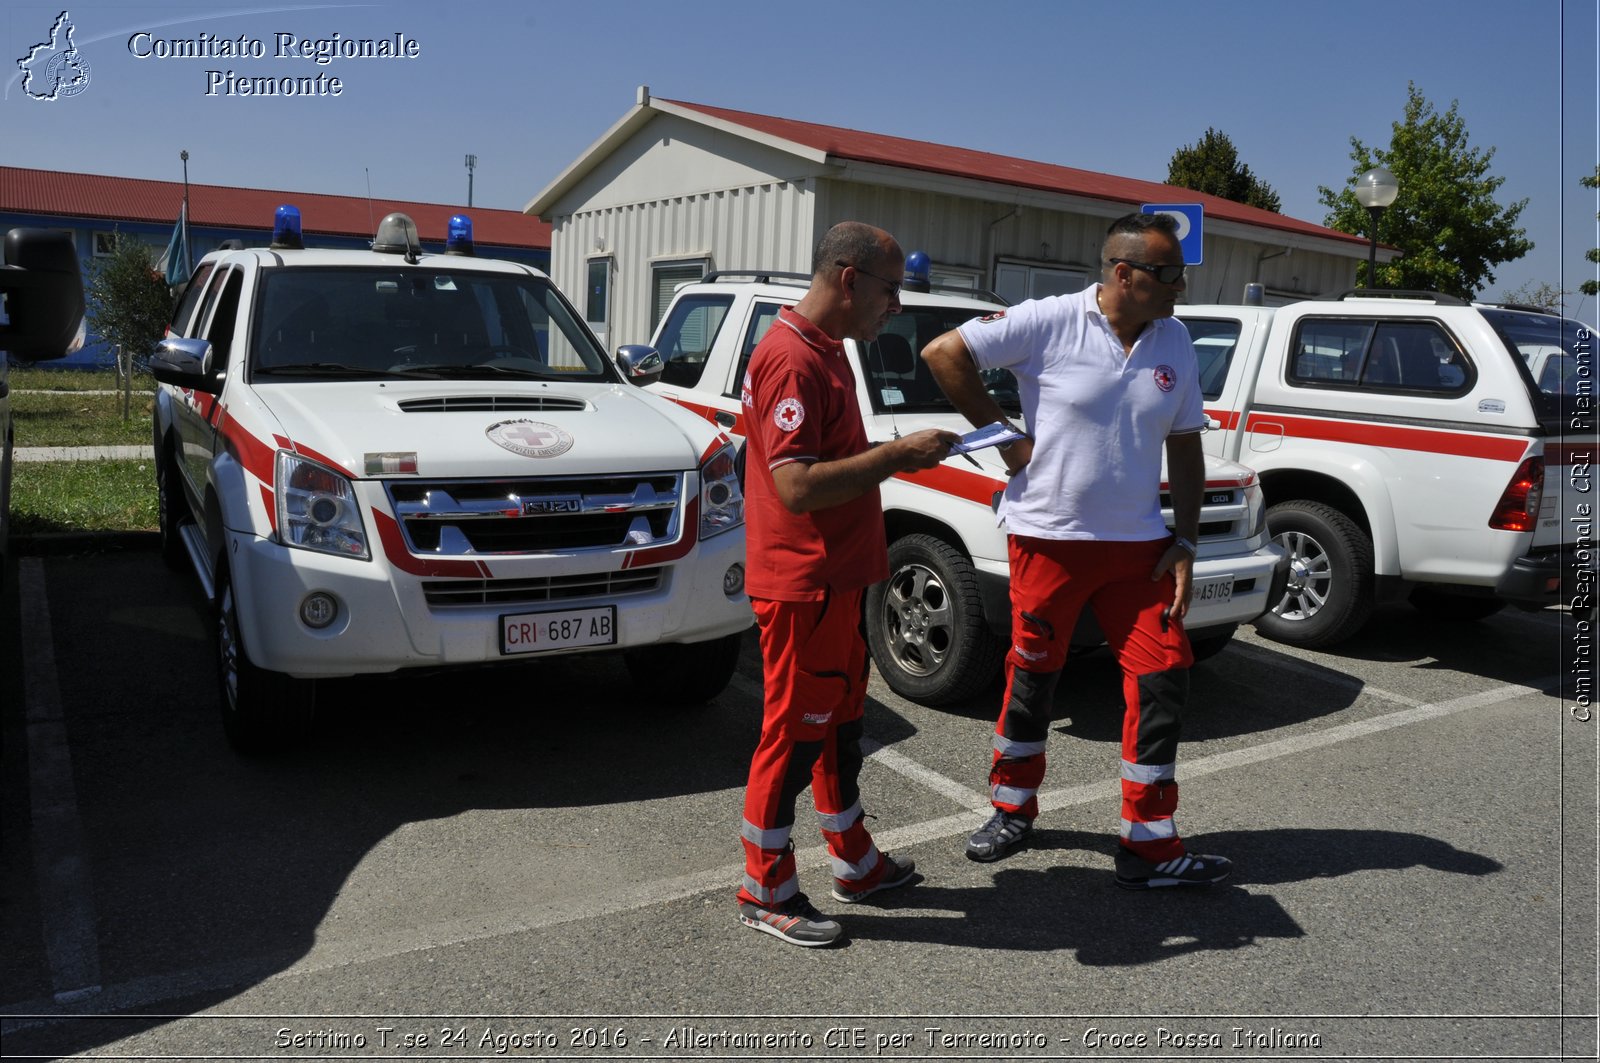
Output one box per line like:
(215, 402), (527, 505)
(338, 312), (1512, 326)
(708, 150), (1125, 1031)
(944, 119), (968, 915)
(156, 443), (190, 571)
(625, 631), (742, 706)
(216, 567), (313, 754)
(865, 533), (1006, 706)
(1409, 587), (1505, 622)
(1254, 500), (1375, 648)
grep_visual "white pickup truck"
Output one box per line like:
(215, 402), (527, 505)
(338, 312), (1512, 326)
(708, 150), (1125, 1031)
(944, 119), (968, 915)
(630, 269), (1288, 705)
(152, 207), (751, 752)
(1176, 291), (1594, 647)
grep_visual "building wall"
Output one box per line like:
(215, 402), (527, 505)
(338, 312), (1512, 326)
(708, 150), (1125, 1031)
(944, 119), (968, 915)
(548, 180), (815, 350)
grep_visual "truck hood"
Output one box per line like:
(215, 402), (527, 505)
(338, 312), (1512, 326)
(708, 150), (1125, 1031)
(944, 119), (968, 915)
(251, 380), (713, 479)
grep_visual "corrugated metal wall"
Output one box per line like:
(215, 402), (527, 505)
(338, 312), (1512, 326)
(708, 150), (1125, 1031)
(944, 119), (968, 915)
(549, 181), (814, 351)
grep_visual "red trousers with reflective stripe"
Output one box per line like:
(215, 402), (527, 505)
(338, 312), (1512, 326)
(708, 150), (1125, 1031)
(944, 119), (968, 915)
(992, 536), (1193, 861)
(739, 589), (885, 905)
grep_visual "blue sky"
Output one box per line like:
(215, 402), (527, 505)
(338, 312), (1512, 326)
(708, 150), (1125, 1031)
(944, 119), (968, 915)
(5, 0), (1596, 317)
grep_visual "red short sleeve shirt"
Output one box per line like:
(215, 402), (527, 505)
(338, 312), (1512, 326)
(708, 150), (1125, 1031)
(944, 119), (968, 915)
(740, 307), (887, 600)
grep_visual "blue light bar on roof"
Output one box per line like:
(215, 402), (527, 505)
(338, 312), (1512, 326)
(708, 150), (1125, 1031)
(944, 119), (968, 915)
(271, 204), (303, 249)
(446, 214), (474, 256)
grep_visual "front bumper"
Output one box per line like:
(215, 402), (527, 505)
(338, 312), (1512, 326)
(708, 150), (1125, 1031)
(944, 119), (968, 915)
(225, 528), (752, 678)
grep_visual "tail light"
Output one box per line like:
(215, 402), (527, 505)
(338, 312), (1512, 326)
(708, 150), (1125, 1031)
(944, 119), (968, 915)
(1488, 457), (1543, 532)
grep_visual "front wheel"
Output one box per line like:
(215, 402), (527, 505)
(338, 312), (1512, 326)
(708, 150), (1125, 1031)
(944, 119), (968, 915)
(1254, 500), (1374, 648)
(625, 632), (743, 706)
(156, 444), (190, 571)
(216, 568), (313, 754)
(865, 533), (1005, 706)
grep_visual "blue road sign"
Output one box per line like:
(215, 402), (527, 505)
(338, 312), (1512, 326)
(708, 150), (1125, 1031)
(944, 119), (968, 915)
(1141, 202), (1204, 265)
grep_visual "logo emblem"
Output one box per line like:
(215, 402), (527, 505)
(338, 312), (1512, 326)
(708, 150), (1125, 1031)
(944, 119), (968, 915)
(521, 496), (582, 515)
(773, 397), (805, 432)
(18, 11), (91, 101)
(1152, 365), (1176, 392)
(486, 419), (574, 459)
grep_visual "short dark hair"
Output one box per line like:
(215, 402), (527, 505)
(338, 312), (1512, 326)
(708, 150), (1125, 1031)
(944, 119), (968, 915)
(813, 221), (888, 277)
(1105, 211), (1180, 242)
(1102, 212), (1181, 267)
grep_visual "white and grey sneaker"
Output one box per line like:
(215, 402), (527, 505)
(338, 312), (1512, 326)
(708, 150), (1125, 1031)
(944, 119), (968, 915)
(737, 893), (843, 947)
(1115, 847), (1232, 890)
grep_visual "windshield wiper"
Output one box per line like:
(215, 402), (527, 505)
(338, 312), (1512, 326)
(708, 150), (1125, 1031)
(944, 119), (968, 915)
(255, 362), (401, 378)
(396, 362), (564, 379)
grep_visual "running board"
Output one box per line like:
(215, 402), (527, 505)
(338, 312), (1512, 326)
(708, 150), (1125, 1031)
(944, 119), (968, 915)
(178, 523), (215, 602)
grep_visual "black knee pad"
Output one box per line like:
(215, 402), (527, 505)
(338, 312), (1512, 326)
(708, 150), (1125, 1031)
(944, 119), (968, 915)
(1134, 666), (1188, 765)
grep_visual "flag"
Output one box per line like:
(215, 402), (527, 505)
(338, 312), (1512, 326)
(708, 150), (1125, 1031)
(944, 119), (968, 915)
(158, 201), (188, 286)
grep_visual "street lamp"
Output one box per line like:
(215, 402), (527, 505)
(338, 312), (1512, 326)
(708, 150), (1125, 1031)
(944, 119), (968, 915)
(464, 154), (477, 208)
(1353, 165), (1399, 289)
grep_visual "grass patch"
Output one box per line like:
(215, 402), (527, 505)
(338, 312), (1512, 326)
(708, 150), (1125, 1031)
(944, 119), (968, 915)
(9, 391), (155, 447)
(10, 459), (158, 534)
(8, 365), (158, 393)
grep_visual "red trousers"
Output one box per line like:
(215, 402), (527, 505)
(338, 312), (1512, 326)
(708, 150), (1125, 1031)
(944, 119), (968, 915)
(738, 589), (890, 905)
(990, 536), (1194, 862)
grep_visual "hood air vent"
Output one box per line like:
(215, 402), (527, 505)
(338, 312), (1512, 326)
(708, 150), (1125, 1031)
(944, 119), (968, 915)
(399, 396), (588, 413)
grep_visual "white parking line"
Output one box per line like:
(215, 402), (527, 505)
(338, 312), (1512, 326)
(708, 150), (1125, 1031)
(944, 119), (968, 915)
(4, 644), (1553, 1024)
(16, 559), (103, 1005)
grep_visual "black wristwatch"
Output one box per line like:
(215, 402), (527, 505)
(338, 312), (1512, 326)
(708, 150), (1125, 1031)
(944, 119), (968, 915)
(1173, 535), (1197, 556)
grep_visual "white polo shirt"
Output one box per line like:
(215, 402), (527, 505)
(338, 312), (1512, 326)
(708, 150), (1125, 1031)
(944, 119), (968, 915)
(957, 284), (1205, 541)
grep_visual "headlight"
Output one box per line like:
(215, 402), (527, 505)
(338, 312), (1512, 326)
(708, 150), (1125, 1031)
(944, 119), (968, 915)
(699, 442), (744, 540)
(276, 451), (370, 559)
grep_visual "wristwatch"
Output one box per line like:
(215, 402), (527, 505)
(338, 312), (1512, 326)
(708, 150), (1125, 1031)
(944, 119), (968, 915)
(1173, 535), (1197, 556)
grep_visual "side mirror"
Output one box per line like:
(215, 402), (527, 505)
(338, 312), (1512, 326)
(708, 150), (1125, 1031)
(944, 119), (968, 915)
(0, 228), (86, 361)
(615, 343), (663, 386)
(151, 336), (222, 394)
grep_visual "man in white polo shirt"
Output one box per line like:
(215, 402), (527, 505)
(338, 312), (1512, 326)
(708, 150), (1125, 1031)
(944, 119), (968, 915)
(921, 212), (1231, 890)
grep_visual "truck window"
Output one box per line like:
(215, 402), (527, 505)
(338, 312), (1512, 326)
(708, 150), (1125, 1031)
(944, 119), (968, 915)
(1289, 318), (1472, 396)
(168, 262), (216, 337)
(655, 293), (733, 387)
(728, 301), (787, 399)
(1182, 318), (1242, 399)
(202, 268), (245, 371)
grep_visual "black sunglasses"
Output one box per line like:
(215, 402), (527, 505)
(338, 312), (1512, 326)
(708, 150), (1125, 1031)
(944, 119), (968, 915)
(836, 260), (901, 298)
(1108, 258), (1187, 285)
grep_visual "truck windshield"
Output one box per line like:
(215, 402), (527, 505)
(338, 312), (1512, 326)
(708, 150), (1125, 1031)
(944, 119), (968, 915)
(1480, 308), (1595, 435)
(861, 305), (1020, 415)
(250, 268), (614, 382)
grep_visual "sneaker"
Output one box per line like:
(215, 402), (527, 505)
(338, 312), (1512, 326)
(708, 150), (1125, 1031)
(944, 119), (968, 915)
(1114, 847), (1232, 890)
(737, 893), (843, 947)
(965, 808), (1033, 862)
(831, 853), (918, 904)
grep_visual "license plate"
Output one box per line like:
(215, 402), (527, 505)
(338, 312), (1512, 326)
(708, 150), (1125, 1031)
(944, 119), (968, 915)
(1192, 576), (1234, 604)
(500, 605), (617, 655)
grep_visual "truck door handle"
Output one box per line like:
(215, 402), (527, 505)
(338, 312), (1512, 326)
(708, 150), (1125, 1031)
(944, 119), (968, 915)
(714, 411), (736, 429)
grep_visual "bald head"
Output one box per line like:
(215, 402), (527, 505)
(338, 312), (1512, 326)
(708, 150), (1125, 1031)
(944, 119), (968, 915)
(813, 221), (901, 279)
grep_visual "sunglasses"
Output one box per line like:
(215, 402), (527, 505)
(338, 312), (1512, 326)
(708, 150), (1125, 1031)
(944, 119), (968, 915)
(1108, 258), (1187, 285)
(836, 260), (901, 298)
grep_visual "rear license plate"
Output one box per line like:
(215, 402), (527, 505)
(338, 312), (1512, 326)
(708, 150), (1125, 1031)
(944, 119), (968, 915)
(1192, 576), (1234, 604)
(501, 605), (617, 655)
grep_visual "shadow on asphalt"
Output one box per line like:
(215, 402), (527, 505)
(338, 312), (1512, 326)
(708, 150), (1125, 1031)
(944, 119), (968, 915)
(837, 827), (1501, 963)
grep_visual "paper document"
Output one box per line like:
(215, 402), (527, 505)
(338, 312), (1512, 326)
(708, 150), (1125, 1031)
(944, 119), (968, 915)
(950, 421), (1027, 454)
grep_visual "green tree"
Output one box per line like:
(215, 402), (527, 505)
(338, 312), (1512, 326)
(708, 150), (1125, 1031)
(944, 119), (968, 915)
(1582, 165), (1599, 298)
(1497, 280), (1568, 313)
(1318, 82), (1531, 298)
(85, 231), (172, 366)
(1167, 127), (1282, 213)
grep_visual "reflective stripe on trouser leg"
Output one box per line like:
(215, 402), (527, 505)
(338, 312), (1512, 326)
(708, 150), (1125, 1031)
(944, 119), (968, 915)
(1119, 666), (1187, 861)
(817, 714), (886, 893)
(989, 665), (1058, 818)
(739, 735), (821, 906)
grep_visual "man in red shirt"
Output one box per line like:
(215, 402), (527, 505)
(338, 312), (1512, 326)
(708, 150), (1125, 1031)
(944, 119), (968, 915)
(737, 222), (959, 948)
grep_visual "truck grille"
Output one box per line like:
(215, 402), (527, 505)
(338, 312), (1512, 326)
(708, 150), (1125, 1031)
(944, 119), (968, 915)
(423, 567), (664, 607)
(385, 473), (683, 555)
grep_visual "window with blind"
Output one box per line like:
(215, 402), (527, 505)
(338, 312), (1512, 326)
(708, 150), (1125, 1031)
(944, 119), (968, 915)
(651, 260), (709, 331)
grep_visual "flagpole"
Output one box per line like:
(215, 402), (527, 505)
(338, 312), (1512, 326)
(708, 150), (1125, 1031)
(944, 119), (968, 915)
(179, 149), (191, 275)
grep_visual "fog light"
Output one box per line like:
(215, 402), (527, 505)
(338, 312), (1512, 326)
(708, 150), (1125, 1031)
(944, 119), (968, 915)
(300, 592), (339, 629)
(723, 563), (745, 597)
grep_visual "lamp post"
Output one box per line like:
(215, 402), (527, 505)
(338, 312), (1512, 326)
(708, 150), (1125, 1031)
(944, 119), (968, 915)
(1353, 165), (1399, 289)
(179, 149), (191, 275)
(464, 154), (477, 208)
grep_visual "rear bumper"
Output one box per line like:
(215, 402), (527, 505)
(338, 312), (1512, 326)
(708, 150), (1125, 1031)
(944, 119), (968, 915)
(1497, 546), (1583, 609)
